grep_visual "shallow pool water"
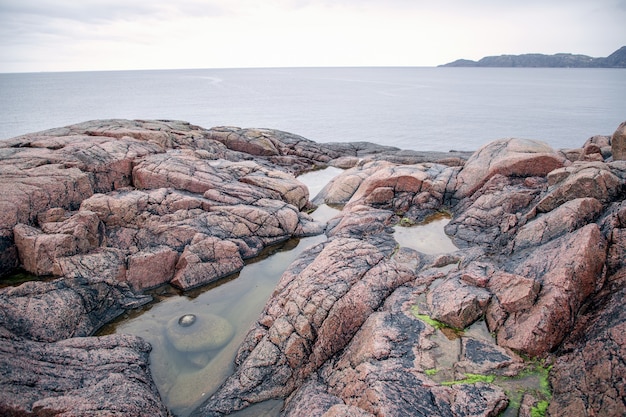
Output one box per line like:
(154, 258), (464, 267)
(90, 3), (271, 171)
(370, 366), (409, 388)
(99, 234), (327, 416)
(97, 167), (344, 416)
(393, 213), (458, 254)
(296, 166), (344, 201)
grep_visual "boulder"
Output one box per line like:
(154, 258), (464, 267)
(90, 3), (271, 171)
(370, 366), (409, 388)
(192, 230), (415, 415)
(240, 170), (309, 210)
(426, 276), (491, 329)
(0, 277), (149, 343)
(548, 267), (626, 417)
(53, 248), (128, 281)
(513, 197), (604, 250)
(0, 330), (171, 417)
(2, 119), (625, 417)
(446, 175), (543, 249)
(312, 161), (386, 206)
(611, 120), (626, 160)
(13, 210), (102, 276)
(496, 224), (607, 356)
(13, 224), (78, 276)
(537, 162), (622, 212)
(124, 246), (179, 290)
(343, 162), (457, 221)
(206, 126), (341, 172)
(454, 138), (566, 199)
(487, 272), (540, 314)
(171, 234), (244, 290)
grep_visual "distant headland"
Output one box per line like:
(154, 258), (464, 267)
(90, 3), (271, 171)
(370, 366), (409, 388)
(440, 46), (626, 68)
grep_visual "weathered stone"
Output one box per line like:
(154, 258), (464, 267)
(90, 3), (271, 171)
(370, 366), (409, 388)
(427, 277), (491, 329)
(124, 246), (179, 290)
(447, 175), (543, 249)
(611, 120), (626, 160)
(0, 277), (149, 342)
(497, 224), (607, 356)
(192, 229), (414, 415)
(2, 119), (625, 417)
(329, 156), (360, 169)
(53, 248), (128, 281)
(548, 268), (626, 417)
(313, 162), (384, 206)
(454, 138), (566, 199)
(488, 271), (540, 314)
(599, 200), (626, 275)
(513, 197), (603, 250)
(344, 162), (456, 221)
(171, 234), (244, 290)
(13, 223), (78, 276)
(460, 261), (495, 287)
(0, 330), (171, 417)
(282, 378), (344, 417)
(455, 337), (521, 375)
(537, 162), (622, 212)
(240, 170), (309, 210)
(206, 126), (342, 173)
(14, 210), (104, 276)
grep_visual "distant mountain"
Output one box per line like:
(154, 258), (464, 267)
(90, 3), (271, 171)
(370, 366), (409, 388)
(440, 46), (626, 68)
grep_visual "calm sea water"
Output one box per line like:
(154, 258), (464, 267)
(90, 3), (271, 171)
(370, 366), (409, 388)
(1, 67), (624, 151)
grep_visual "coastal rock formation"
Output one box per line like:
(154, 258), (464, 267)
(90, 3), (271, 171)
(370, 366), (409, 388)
(0, 331), (171, 417)
(612, 120), (626, 160)
(195, 125), (625, 417)
(1, 119), (625, 417)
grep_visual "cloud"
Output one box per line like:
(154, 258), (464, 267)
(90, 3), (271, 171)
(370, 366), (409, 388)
(0, 0), (624, 72)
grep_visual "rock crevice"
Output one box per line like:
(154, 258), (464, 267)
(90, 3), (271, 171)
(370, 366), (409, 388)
(1, 120), (625, 417)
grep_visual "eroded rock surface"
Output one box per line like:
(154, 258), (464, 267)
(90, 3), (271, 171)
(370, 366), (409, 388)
(1, 119), (625, 417)
(196, 126), (625, 417)
(0, 330), (171, 417)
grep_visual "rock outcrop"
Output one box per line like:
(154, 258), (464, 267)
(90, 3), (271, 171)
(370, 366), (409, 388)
(1, 119), (625, 417)
(612, 121), (626, 160)
(195, 124), (625, 417)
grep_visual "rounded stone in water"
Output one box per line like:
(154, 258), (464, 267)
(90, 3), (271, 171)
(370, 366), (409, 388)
(178, 314), (196, 327)
(166, 312), (234, 353)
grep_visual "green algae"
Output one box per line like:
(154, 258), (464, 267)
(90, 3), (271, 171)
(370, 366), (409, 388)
(410, 305), (448, 330)
(497, 361), (552, 417)
(411, 306), (446, 329)
(440, 373), (495, 386)
(531, 400), (549, 417)
(424, 368), (438, 376)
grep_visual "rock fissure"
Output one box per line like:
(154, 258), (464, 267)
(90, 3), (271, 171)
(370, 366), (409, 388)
(1, 120), (625, 417)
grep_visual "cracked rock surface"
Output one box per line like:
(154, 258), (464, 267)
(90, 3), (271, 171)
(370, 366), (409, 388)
(1, 119), (625, 416)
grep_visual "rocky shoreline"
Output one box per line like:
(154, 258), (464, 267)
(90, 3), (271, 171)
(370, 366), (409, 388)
(1, 119), (625, 416)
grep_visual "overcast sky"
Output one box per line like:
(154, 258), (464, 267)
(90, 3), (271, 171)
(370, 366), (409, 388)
(1, 0), (624, 73)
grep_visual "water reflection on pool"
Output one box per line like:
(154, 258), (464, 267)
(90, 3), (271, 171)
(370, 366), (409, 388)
(99, 234), (327, 416)
(393, 213), (458, 254)
(97, 168), (345, 416)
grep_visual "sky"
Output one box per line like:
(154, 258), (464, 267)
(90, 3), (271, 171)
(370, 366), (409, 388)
(0, 0), (625, 73)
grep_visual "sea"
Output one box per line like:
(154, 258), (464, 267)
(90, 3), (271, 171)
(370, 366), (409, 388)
(1, 67), (625, 152)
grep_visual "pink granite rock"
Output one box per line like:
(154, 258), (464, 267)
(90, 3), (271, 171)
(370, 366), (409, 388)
(513, 197), (604, 250)
(611, 120), (626, 160)
(171, 235), (244, 290)
(0, 330), (170, 417)
(427, 277), (491, 329)
(455, 138), (566, 199)
(488, 271), (540, 314)
(537, 162), (622, 212)
(125, 246), (179, 291)
(496, 224), (607, 356)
